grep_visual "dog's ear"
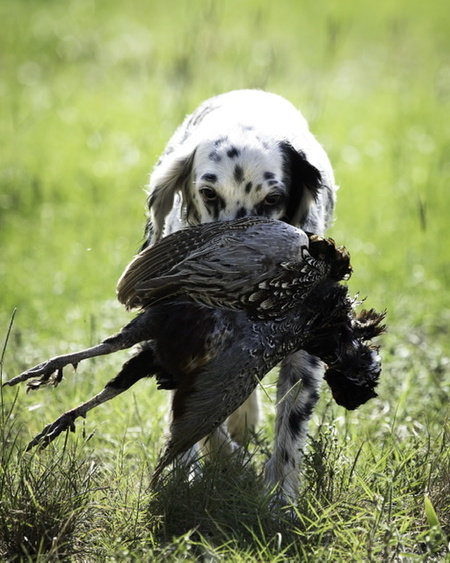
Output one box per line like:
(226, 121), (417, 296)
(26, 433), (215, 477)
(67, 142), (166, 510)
(146, 148), (196, 243)
(280, 141), (323, 226)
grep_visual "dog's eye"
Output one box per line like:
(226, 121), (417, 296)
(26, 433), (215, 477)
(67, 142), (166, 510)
(200, 187), (217, 202)
(264, 192), (282, 206)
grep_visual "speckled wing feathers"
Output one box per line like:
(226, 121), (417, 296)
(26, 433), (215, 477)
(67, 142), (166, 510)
(116, 217), (346, 319)
(117, 216), (276, 308)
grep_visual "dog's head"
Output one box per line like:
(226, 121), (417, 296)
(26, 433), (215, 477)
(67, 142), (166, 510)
(145, 133), (323, 245)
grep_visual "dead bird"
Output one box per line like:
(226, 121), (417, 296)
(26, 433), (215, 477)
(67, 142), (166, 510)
(4, 217), (385, 495)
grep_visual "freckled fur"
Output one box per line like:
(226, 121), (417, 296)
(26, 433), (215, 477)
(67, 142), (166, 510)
(146, 90), (337, 241)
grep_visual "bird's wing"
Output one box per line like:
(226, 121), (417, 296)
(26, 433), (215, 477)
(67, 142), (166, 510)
(120, 239), (346, 319)
(120, 235), (288, 310)
(117, 217), (349, 318)
(117, 216), (274, 309)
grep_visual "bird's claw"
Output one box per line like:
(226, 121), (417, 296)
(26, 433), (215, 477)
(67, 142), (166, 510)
(26, 412), (78, 451)
(25, 367), (65, 392)
(3, 359), (79, 389)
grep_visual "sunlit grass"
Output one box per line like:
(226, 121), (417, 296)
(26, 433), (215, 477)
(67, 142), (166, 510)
(1, 0), (450, 559)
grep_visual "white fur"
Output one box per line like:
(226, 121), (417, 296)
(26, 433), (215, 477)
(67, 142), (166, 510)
(147, 90), (336, 242)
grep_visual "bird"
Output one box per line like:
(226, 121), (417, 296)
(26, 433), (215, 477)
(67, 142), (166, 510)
(3, 217), (385, 486)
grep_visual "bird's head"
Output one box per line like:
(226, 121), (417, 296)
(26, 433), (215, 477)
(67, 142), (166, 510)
(323, 308), (386, 410)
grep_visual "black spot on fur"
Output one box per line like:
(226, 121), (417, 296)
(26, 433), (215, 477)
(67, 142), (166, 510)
(280, 448), (295, 465)
(209, 151), (222, 163)
(245, 182), (253, 194)
(236, 206), (248, 219)
(288, 411), (303, 437)
(264, 171), (275, 180)
(280, 447), (291, 465)
(206, 194), (226, 219)
(201, 173), (218, 183)
(234, 164), (244, 184)
(183, 104), (217, 135)
(268, 179), (279, 187)
(305, 354), (322, 370)
(288, 397), (318, 437)
(227, 147), (240, 159)
(214, 136), (228, 147)
(255, 184), (262, 193)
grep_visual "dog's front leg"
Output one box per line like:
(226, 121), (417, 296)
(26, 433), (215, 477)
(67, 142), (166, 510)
(264, 349), (323, 503)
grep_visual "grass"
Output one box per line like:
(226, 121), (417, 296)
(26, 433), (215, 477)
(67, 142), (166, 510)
(1, 0), (450, 559)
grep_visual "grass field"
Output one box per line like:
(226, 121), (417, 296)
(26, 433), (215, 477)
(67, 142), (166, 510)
(1, 0), (450, 560)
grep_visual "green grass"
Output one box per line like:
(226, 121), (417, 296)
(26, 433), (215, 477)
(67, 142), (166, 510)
(1, 0), (450, 559)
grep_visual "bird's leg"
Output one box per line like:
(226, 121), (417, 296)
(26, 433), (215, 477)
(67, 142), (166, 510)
(26, 385), (121, 451)
(3, 311), (155, 389)
(26, 345), (156, 451)
(6, 341), (121, 391)
(264, 350), (323, 504)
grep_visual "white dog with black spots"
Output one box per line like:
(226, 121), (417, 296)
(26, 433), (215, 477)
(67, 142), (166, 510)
(143, 89), (338, 502)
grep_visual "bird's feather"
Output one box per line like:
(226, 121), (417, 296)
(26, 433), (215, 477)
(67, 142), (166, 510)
(116, 217), (349, 319)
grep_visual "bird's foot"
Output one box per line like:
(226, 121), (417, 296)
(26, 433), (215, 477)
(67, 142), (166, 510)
(3, 358), (78, 390)
(26, 409), (81, 451)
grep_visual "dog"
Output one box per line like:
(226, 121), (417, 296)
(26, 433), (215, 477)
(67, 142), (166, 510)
(143, 89), (338, 501)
